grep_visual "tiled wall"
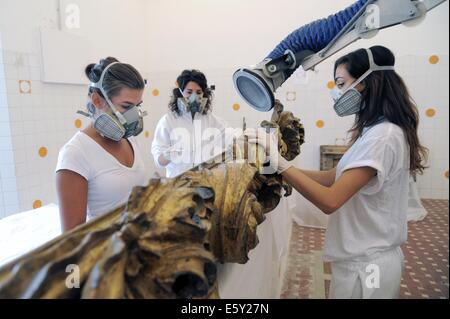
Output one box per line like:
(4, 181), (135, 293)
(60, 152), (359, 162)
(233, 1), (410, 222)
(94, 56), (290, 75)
(1, 36), (20, 219)
(0, 50), (448, 219)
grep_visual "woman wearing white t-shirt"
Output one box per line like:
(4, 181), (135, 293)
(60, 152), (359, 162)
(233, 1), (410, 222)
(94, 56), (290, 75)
(56, 57), (150, 232)
(151, 70), (228, 178)
(245, 46), (428, 299)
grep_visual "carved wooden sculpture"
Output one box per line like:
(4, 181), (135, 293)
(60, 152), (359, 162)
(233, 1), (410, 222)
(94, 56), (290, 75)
(0, 100), (305, 299)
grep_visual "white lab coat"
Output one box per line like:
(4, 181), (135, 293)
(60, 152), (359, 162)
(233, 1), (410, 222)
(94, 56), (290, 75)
(151, 111), (229, 178)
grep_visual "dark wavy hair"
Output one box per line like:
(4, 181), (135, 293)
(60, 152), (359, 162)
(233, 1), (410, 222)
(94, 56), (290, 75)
(85, 57), (145, 114)
(169, 69), (213, 116)
(334, 45), (428, 177)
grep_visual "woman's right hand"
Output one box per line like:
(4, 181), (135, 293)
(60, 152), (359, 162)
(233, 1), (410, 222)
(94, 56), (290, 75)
(162, 147), (184, 165)
(244, 128), (292, 174)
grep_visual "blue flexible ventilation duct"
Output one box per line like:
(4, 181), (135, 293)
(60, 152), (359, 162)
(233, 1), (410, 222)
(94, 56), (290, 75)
(267, 0), (369, 78)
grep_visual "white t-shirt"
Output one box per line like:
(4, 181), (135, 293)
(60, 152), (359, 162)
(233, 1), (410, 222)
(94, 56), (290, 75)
(56, 131), (151, 220)
(323, 121), (410, 262)
(151, 111), (229, 178)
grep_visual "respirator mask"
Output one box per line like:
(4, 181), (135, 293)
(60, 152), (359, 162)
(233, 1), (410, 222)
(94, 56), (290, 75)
(331, 48), (395, 117)
(177, 88), (208, 114)
(78, 62), (147, 141)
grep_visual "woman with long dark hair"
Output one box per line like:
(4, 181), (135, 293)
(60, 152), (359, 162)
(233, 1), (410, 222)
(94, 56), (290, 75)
(245, 45), (428, 298)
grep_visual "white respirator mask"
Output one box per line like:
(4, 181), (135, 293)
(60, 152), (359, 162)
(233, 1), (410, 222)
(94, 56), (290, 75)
(331, 48), (395, 117)
(78, 62), (147, 141)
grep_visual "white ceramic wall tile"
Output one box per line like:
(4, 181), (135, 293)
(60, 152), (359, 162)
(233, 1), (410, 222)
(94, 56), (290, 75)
(0, 88), (7, 106)
(4, 65), (17, 80)
(3, 51), (16, 66)
(1, 177), (18, 192)
(5, 80), (19, 95)
(14, 162), (27, 178)
(28, 54), (40, 68)
(18, 188), (30, 211)
(0, 63), (5, 81)
(3, 190), (19, 207)
(17, 66), (29, 80)
(0, 44), (10, 215)
(0, 180), (5, 219)
(4, 205), (20, 217)
(0, 150), (14, 165)
(418, 188), (433, 199)
(8, 107), (22, 123)
(0, 78), (6, 95)
(9, 121), (23, 137)
(0, 136), (12, 151)
(431, 189), (445, 200)
(417, 168), (433, 189)
(7, 94), (20, 108)
(0, 163), (15, 179)
(0, 107), (9, 124)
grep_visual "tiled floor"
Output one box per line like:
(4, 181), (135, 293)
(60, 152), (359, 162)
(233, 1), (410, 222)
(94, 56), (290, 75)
(281, 199), (449, 299)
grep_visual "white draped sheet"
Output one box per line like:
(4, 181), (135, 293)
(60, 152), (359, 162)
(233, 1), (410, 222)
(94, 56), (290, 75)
(217, 197), (293, 298)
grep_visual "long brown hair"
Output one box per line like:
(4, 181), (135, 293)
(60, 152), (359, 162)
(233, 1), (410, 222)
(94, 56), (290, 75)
(334, 46), (428, 177)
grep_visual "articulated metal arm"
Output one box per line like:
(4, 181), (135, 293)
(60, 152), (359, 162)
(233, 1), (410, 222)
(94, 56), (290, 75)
(233, 0), (446, 112)
(300, 0), (446, 71)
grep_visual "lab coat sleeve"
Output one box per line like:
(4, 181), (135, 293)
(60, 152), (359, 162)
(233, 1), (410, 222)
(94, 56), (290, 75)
(151, 116), (171, 169)
(340, 137), (396, 196)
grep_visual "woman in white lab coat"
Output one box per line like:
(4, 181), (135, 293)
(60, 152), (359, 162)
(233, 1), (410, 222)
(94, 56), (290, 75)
(151, 69), (228, 178)
(245, 46), (428, 299)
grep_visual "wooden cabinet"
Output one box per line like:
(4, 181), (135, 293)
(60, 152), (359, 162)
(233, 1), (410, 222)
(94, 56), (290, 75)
(320, 145), (348, 171)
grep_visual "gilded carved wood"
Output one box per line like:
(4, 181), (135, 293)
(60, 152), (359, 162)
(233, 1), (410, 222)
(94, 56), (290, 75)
(0, 101), (305, 299)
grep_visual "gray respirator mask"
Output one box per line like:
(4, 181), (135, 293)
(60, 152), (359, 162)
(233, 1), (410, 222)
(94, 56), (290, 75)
(177, 88), (208, 114)
(331, 48), (395, 117)
(78, 62), (147, 142)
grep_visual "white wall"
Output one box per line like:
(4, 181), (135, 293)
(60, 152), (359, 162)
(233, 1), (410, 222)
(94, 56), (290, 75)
(144, 0), (449, 72)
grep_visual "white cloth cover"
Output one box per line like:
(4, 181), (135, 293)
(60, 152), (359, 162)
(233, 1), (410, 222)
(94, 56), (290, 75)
(217, 197), (293, 298)
(0, 204), (61, 267)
